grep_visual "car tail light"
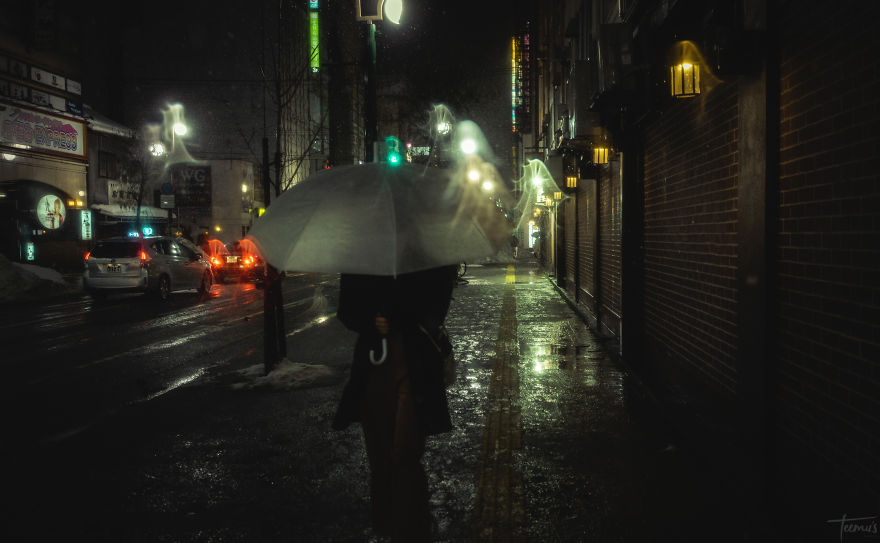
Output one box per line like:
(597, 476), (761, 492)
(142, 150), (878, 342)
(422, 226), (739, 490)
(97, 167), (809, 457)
(211, 256), (221, 267)
(139, 249), (150, 267)
(84, 251), (91, 261)
(243, 256), (254, 267)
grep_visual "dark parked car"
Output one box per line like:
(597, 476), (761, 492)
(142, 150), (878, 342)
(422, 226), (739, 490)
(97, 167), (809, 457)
(83, 235), (213, 300)
(209, 239), (266, 283)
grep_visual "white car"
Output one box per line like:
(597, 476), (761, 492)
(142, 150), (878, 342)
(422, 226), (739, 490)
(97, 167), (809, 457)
(83, 236), (212, 300)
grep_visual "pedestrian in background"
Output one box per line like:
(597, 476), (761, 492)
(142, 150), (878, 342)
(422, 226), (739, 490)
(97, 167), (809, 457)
(332, 265), (458, 542)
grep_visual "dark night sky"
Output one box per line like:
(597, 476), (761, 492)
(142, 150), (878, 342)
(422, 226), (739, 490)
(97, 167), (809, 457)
(375, 0), (526, 157)
(57, 0), (528, 163)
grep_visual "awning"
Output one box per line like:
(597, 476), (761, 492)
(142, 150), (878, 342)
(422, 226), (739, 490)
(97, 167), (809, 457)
(91, 203), (174, 220)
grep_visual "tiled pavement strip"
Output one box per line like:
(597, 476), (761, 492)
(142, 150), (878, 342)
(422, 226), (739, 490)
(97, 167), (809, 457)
(475, 264), (526, 542)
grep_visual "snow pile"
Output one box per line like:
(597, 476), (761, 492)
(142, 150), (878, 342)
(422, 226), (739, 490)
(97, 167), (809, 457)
(232, 358), (339, 391)
(0, 254), (72, 303)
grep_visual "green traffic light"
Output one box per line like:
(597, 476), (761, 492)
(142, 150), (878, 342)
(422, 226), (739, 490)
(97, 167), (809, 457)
(385, 135), (403, 166)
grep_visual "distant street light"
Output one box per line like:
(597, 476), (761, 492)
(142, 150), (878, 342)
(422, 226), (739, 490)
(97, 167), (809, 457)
(173, 122), (188, 136)
(460, 138), (477, 155)
(149, 142), (166, 157)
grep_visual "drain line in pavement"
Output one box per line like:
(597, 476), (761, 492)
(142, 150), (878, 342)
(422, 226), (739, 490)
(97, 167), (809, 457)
(474, 264), (525, 540)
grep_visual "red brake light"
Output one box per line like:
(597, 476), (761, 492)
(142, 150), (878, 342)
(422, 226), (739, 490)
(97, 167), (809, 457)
(139, 250), (149, 261)
(244, 256), (254, 266)
(211, 257), (221, 266)
(84, 251), (91, 261)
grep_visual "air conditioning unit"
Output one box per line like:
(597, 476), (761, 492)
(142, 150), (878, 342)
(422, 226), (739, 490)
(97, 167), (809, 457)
(568, 60), (601, 139)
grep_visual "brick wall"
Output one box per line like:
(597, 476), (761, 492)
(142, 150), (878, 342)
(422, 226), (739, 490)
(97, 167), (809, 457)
(642, 83), (740, 397)
(598, 164), (622, 337)
(776, 0), (880, 487)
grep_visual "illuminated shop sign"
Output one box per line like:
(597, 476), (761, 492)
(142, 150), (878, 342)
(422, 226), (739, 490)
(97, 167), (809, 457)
(36, 194), (66, 230)
(80, 210), (93, 240)
(0, 103), (86, 159)
(25, 242), (35, 261)
(309, 11), (320, 73)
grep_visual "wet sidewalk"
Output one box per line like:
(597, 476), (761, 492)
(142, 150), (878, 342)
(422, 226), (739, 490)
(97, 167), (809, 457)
(9, 253), (740, 542)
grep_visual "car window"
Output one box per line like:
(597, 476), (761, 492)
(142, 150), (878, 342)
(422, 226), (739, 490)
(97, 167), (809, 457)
(178, 238), (205, 257)
(168, 241), (182, 256)
(151, 240), (167, 255)
(91, 241), (140, 258)
(178, 243), (197, 260)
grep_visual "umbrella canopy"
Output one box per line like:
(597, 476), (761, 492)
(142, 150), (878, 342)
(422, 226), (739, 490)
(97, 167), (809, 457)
(247, 162), (512, 276)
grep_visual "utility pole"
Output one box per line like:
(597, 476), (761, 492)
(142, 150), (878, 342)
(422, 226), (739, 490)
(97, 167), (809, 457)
(364, 22), (377, 162)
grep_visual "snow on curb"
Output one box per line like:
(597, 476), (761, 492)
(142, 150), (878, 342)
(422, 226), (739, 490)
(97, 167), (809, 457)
(0, 254), (72, 303)
(232, 358), (339, 391)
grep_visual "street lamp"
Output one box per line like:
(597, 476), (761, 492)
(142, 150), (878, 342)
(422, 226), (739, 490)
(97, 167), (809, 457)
(357, 1), (402, 162)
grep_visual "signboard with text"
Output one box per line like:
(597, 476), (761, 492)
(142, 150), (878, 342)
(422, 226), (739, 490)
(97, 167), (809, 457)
(0, 102), (86, 159)
(171, 165), (212, 208)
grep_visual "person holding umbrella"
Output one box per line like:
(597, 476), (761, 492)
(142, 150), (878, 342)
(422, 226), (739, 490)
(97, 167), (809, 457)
(245, 157), (512, 539)
(332, 264), (458, 541)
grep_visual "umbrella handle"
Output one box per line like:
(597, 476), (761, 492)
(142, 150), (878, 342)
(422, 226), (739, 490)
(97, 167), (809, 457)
(369, 337), (388, 366)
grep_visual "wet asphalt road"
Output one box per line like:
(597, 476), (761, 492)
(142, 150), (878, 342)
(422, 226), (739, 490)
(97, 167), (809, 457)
(2, 255), (742, 542)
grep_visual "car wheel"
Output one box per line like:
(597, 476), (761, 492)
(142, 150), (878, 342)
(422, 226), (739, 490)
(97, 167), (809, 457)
(155, 275), (171, 301)
(198, 270), (212, 295)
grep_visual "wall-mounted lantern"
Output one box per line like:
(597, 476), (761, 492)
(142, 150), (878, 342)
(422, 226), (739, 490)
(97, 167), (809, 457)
(669, 40), (704, 98)
(670, 62), (700, 97)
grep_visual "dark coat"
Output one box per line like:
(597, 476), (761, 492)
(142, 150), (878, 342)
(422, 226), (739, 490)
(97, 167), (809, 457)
(332, 265), (457, 436)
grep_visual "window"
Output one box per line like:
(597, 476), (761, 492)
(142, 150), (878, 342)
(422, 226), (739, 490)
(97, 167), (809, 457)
(91, 240), (140, 258)
(98, 151), (120, 179)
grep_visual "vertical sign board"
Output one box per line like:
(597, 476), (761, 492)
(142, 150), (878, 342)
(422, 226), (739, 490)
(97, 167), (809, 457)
(80, 209), (92, 240)
(309, 11), (320, 73)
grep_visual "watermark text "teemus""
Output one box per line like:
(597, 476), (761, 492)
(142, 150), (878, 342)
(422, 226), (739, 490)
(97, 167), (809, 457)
(827, 514), (879, 542)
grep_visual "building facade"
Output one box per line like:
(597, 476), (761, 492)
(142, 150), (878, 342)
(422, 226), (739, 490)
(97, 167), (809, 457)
(516, 0), (880, 532)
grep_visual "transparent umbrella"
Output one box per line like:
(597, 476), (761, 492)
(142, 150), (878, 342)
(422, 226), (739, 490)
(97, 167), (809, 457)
(247, 162), (511, 276)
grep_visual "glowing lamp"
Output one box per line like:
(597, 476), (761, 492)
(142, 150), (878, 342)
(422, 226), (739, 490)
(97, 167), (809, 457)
(566, 176), (577, 189)
(593, 146), (609, 165)
(467, 169), (481, 182)
(173, 122), (188, 136)
(670, 62), (700, 98)
(553, 191), (562, 200)
(460, 138), (477, 155)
